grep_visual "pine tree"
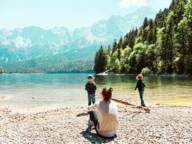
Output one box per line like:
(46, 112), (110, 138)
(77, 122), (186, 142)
(112, 40), (117, 53)
(143, 17), (148, 29)
(94, 46), (109, 74)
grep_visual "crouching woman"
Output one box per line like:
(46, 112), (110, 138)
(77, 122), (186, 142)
(88, 87), (119, 138)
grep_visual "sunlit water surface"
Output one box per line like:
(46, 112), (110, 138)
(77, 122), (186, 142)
(0, 73), (191, 112)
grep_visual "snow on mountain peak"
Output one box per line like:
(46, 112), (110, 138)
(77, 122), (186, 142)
(14, 36), (32, 48)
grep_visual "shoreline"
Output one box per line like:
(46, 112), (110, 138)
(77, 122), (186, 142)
(0, 105), (192, 144)
(96, 73), (192, 77)
(1, 99), (192, 114)
(0, 72), (192, 77)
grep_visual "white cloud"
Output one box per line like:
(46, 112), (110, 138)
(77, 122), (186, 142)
(119, 0), (147, 8)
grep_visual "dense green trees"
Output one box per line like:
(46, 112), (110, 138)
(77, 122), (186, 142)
(174, 0), (192, 74)
(94, 0), (192, 75)
(0, 67), (4, 73)
(94, 46), (110, 73)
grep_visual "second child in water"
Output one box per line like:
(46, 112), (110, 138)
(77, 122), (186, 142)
(135, 74), (146, 107)
(85, 75), (97, 106)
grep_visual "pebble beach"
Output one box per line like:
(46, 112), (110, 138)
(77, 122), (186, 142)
(0, 105), (192, 144)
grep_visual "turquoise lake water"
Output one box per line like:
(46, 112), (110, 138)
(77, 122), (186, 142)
(0, 73), (191, 112)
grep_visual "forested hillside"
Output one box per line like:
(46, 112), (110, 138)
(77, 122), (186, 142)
(94, 0), (192, 75)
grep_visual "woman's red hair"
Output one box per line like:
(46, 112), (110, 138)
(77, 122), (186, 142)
(101, 87), (113, 102)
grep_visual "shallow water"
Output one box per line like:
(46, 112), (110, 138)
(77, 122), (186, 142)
(0, 73), (191, 111)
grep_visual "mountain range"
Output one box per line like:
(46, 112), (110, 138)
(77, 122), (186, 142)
(0, 7), (156, 72)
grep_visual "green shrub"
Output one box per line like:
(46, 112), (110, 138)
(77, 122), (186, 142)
(141, 67), (152, 76)
(0, 67), (4, 73)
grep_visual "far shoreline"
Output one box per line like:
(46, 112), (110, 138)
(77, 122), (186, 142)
(96, 73), (192, 78)
(0, 72), (192, 78)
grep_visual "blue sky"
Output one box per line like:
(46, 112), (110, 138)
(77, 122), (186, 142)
(0, 0), (172, 29)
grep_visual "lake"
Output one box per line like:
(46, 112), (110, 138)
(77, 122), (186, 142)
(0, 73), (191, 112)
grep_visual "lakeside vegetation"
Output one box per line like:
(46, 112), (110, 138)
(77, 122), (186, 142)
(94, 0), (192, 75)
(4, 58), (93, 73)
(0, 67), (4, 74)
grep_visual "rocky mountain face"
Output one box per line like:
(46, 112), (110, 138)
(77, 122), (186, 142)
(0, 7), (156, 72)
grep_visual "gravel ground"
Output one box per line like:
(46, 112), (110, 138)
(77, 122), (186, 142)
(0, 105), (192, 144)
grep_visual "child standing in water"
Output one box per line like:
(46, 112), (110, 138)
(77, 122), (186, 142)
(85, 75), (97, 106)
(135, 74), (146, 107)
